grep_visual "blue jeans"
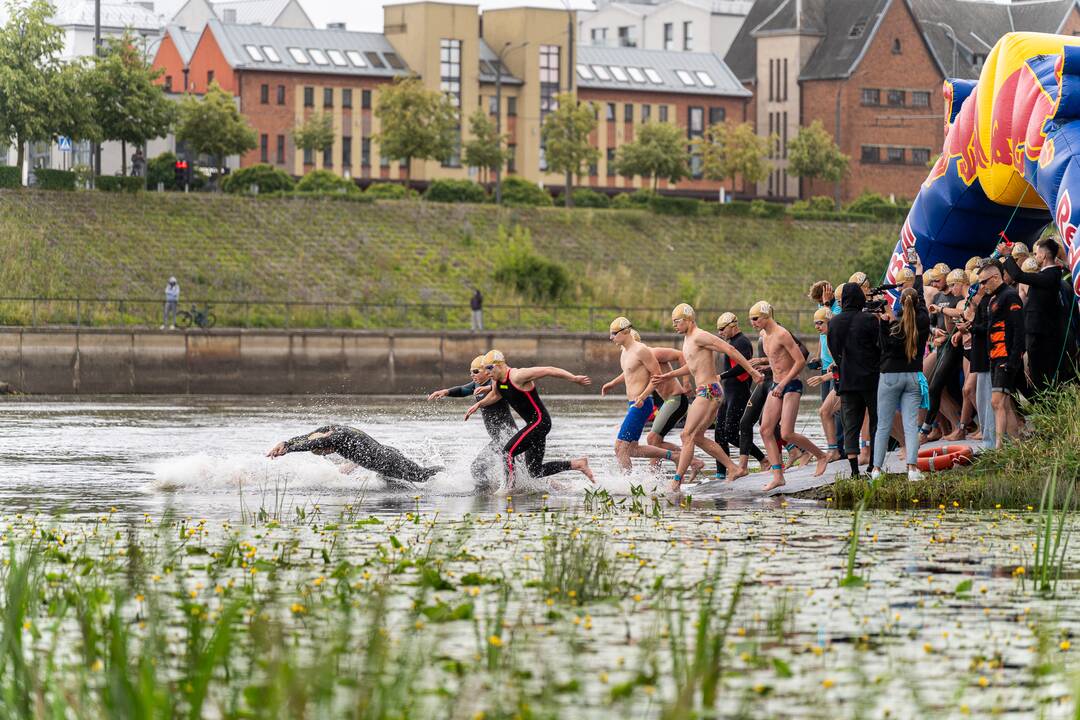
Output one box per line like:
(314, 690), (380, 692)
(873, 372), (922, 469)
(975, 371), (995, 450)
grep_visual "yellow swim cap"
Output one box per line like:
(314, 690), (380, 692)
(630, 329), (641, 342)
(715, 311), (737, 330)
(482, 349), (506, 366)
(967, 269), (980, 285)
(934, 263), (951, 275)
(924, 267), (943, 283)
(609, 316), (632, 334)
(1011, 242), (1030, 258)
(964, 256), (981, 272)
(671, 303), (695, 321)
(749, 300), (773, 319)
(1021, 257), (1039, 273)
(813, 307), (832, 323)
(469, 355), (485, 371)
(848, 271), (868, 287)
(946, 269), (967, 285)
(896, 267), (915, 282)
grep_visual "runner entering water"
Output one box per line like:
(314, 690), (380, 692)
(465, 349), (594, 489)
(267, 425), (442, 485)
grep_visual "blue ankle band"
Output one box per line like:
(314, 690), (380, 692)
(665, 450), (672, 460)
(860, 441), (870, 448)
(784, 443), (796, 451)
(827, 444), (838, 450)
(714, 473), (724, 479)
(771, 464), (783, 470)
(673, 474), (682, 482)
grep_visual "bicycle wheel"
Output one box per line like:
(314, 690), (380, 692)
(203, 313), (216, 329)
(176, 311), (193, 329)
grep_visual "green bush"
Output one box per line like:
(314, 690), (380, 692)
(611, 189), (655, 208)
(809, 195), (835, 212)
(845, 191), (891, 214)
(424, 178), (487, 203)
(96, 176), (143, 193)
(749, 199), (786, 218)
(499, 176), (552, 206)
(33, 169), (76, 191)
(364, 182), (416, 199)
(296, 169), (358, 194)
(146, 152), (178, 191)
(867, 204), (908, 222)
(571, 188), (610, 208)
(649, 195), (700, 216)
(0, 166), (21, 189)
(788, 210), (877, 223)
(492, 225), (570, 302)
(713, 200), (752, 216)
(221, 164), (295, 195)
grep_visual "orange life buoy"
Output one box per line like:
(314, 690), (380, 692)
(916, 445), (974, 472)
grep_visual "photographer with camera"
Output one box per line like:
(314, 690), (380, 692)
(870, 256), (931, 481)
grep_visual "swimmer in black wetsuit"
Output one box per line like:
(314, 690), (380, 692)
(267, 425), (442, 485)
(465, 349), (595, 489)
(427, 355), (518, 490)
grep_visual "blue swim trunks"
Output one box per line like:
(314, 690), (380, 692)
(768, 379), (804, 396)
(617, 396), (655, 442)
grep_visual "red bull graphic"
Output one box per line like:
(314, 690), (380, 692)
(897, 31), (1080, 314)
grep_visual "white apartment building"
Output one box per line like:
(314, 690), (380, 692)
(579, 0), (752, 57)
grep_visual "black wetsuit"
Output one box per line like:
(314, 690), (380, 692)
(447, 381), (518, 487)
(496, 371), (572, 481)
(281, 425), (441, 484)
(737, 339), (769, 463)
(1004, 256), (1065, 392)
(715, 331), (754, 472)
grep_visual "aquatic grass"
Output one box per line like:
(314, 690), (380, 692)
(539, 528), (624, 605)
(1032, 466), (1074, 598)
(839, 492), (871, 588)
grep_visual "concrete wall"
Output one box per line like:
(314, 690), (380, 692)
(0, 327), (683, 395)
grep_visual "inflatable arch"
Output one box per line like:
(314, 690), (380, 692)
(887, 31), (1080, 305)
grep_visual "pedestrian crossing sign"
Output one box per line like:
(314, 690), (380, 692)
(57, 136), (72, 152)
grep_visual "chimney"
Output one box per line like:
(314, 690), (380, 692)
(795, 0), (801, 29)
(222, 8), (237, 22)
(327, 22), (346, 29)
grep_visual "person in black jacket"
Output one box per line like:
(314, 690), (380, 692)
(954, 282), (995, 449)
(713, 312), (755, 476)
(978, 262), (1025, 448)
(1001, 238), (1065, 393)
(827, 281), (882, 477)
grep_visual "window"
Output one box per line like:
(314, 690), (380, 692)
(627, 67), (645, 83)
(849, 17), (868, 38)
(911, 147), (931, 165)
(783, 58), (788, 100)
(676, 70), (695, 86)
(365, 52), (385, 68)
(912, 91), (930, 107)
(260, 134), (268, 162)
(277, 85), (285, 104)
(327, 49), (347, 67)
(262, 46), (281, 63)
(440, 39), (462, 108)
(164, 75), (173, 92)
(260, 84), (269, 103)
(380, 152), (389, 168)
(591, 64), (611, 81)
(663, 22), (673, 50)
(244, 44), (264, 62)
(276, 135), (285, 164)
(324, 88), (333, 107)
(288, 47), (310, 64)
(689, 107), (704, 136)
(644, 68), (663, 84)
(887, 89), (905, 106)
(577, 64), (593, 80)
(342, 88), (352, 108)
(861, 145), (880, 163)
(361, 138), (371, 166)
(346, 50), (367, 67)
(384, 53), (406, 70)
(861, 88), (880, 106)
(323, 143), (333, 168)
(304, 87), (314, 107)
(342, 136), (352, 167)
(617, 25), (637, 47)
(539, 45), (560, 123)
(589, 158), (598, 176)
(769, 58), (774, 101)
(659, 105), (668, 122)
(207, 70), (214, 86)
(695, 71), (715, 87)
(489, 95), (498, 114)
(607, 147), (616, 176)
(590, 27), (607, 46)
(892, 38), (902, 54)
(886, 146), (904, 164)
(683, 21), (693, 51)
(782, 110), (787, 158)
(508, 96), (517, 116)
(606, 102), (615, 121)
(506, 144), (516, 173)
(624, 103), (633, 123)
(709, 107), (725, 125)
(362, 89), (371, 109)
(309, 48), (329, 66)
(641, 104), (651, 122)
(609, 66), (629, 82)
(304, 147), (314, 165)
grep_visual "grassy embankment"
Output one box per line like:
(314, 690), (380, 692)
(807, 384), (1080, 510)
(0, 190), (898, 332)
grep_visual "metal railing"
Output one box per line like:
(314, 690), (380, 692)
(0, 296), (823, 335)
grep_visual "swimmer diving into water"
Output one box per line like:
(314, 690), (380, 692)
(267, 425), (443, 485)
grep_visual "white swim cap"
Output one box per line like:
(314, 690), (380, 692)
(813, 307), (832, 323)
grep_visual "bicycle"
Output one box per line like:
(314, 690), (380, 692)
(175, 303), (217, 329)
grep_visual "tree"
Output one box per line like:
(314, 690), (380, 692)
(614, 122), (689, 191)
(373, 76), (457, 180)
(540, 92), (598, 207)
(176, 81), (257, 182)
(0, 0), (68, 173)
(463, 108), (505, 183)
(695, 122), (772, 190)
(52, 59), (102, 152)
(292, 112), (335, 160)
(787, 119), (850, 205)
(92, 30), (175, 175)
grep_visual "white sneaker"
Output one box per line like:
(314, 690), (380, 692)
(870, 468), (882, 481)
(907, 469), (925, 482)
(159, 325), (165, 330)
(169, 324), (176, 330)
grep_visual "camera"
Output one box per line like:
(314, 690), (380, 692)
(863, 283), (897, 314)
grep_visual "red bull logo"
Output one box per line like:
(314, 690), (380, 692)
(1057, 190), (1080, 296)
(884, 220), (918, 286)
(926, 87), (986, 187)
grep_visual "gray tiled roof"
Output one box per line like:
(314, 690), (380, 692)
(576, 45), (751, 96)
(478, 39), (523, 85)
(207, 19), (410, 77)
(751, 0), (825, 35)
(211, 0), (294, 26)
(797, 0), (889, 80)
(167, 24), (201, 64)
(723, 0), (785, 82)
(49, 0), (162, 29)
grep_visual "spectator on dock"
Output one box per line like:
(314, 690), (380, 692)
(471, 288), (484, 331)
(978, 261), (1026, 448)
(162, 277), (180, 330)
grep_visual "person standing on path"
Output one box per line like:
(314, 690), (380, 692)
(162, 277), (179, 330)
(470, 288), (484, 331)
(979, 262), (1026, 448)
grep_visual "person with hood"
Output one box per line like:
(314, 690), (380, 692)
(161, 277), (180, 330)
(1002, 237), (1065, 393)
(827, 278), (882, 477)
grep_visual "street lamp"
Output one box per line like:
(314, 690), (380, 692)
(495, 41), (527, 205)
(561, 0), (575, 207)
(930, 21), (958, 77)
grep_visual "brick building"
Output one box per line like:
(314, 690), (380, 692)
(151, 0), (751, 195)
(725, 0), (1080, 202)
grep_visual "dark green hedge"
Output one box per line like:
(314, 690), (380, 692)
(788, 210), (877, 223)
(424, 178), (488, 203)
(570, 188), (610, 208)
(499, 176), (553, 206)
(0, 166), (22, 189)
(222, 164), (295, 194)
(649, 195), (700, 216)
(34, 169), (76, 191)
(97, 176), (144, 193)
(364, 182), (417, 199)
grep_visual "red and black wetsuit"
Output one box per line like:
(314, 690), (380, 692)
(497, 370), (572, 481)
